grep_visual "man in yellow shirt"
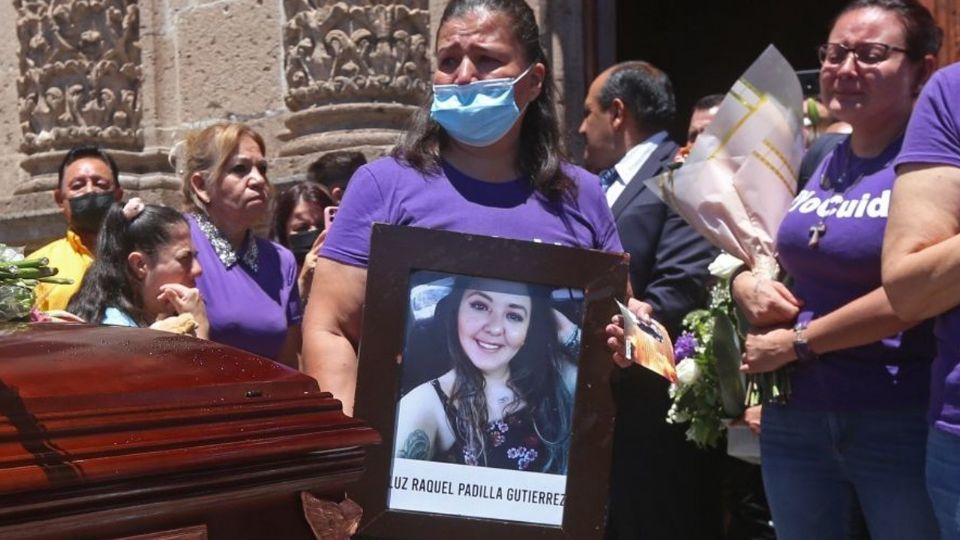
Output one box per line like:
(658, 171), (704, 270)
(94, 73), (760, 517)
(29, 146), (123, 311)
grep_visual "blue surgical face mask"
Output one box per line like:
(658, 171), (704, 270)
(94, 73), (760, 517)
(430, 65), (534, 147)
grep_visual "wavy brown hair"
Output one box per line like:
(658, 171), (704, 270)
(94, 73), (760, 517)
(438, 277), (574, 473)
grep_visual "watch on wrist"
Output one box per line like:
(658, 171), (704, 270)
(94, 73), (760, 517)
(793, 311), (817, 362)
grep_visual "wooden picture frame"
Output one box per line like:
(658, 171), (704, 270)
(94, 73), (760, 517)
(350, 224), (628, 540)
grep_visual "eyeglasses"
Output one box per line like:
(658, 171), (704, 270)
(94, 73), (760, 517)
(817, 42), (909, 66)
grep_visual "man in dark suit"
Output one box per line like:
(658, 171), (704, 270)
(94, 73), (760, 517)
(580, 62), (722, 540)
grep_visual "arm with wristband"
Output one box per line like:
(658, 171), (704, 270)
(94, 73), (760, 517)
(738, 286), (922, 374)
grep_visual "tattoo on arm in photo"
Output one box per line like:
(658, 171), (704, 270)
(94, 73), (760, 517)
(398, 429), (431, 460)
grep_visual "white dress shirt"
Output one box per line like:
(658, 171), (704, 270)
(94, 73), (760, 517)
(605, 131), (669, 207)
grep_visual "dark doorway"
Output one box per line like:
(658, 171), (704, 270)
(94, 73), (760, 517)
(614, 0), (847, 141)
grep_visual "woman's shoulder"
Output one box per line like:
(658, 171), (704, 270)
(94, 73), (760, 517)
(404, 378), (444, 402)
(398, 376), (450, 423)
(558, 162), (604, 200)
(401, 372), (455, 408)
(255, 236), (298, 270)
(930, 61), (960, 90)
(559, 162), (600, 184)
(102, 306), (138, 327)
(339, 156), (439, 201)
(361, 156), (434, 181)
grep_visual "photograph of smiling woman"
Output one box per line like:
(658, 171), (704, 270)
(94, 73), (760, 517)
(393, 275), (577, 475)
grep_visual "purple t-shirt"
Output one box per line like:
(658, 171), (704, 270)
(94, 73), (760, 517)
(895, 63), (960, 436)
(777, 135), (934, 411)
(187, 214), (302, 361)
(320, 157), (624, 267)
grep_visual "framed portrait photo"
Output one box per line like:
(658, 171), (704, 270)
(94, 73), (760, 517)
(350, 224), (629, 540)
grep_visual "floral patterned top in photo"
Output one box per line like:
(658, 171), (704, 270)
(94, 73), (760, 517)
(430, 379), (545, 472)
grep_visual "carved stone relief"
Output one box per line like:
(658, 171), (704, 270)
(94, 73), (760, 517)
(15, 0), (143, 153)
(283, 0), (430, 111)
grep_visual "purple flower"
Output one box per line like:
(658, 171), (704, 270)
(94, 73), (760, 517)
(507, 447), (539, 470)
(462, 447), (479, 466)
(674, 332), (698, 361)
(487, 421), (507, 447)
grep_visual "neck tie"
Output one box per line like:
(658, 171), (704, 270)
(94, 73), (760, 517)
(598, 167), (620, 192)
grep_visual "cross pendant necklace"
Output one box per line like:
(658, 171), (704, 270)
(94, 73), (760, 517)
(808, 221), (827, 248)
(809, 142), (867, 250)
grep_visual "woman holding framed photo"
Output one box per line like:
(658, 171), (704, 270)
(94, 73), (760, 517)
(302, 0), (622, 415)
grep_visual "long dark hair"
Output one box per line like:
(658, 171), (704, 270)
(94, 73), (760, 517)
(439, 277), (574, 474)
(68, 203), (188, 325)
(833, 0), (942, 60)
(270, 181), (334, 246)
(392, 0), (574, 202)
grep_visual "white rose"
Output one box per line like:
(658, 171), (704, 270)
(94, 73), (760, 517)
(708, 253), (745, 280)
(676, 357), (701, 385)
(669, 405), (690, 424)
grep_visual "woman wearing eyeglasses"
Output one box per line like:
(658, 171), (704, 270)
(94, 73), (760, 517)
(730, 1), (941, 538)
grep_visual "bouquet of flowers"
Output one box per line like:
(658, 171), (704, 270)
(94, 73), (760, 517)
(667, 253), (747, 448)
(0, 243), (73, 322)
(647, 46), (805, 446)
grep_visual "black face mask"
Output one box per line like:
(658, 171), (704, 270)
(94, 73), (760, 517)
(68, 191), (115, 234)
(288, 228), (322, 265)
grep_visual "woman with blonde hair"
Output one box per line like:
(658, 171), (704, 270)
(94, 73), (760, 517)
(177, 123), (301, 366)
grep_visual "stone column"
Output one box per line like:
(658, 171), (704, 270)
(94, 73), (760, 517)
(274, 0), (431, 181)
(2, 0), (177, 248)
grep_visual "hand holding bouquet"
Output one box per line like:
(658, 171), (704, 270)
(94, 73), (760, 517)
(644, 46), (806, 447)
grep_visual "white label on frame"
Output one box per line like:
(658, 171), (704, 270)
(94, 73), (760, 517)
(389, 458), (566, 526)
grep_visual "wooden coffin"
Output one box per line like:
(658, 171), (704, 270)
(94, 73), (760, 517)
(0, 323), (380, 540)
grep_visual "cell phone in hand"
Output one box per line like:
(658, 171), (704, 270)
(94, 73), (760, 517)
(796, 69), (820, 97)
(323, 206), (338, 230)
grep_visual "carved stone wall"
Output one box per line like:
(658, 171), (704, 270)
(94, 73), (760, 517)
(283, 0), (430, 111)
(15, 0), (143, 154)
(276, 0), (431, 171)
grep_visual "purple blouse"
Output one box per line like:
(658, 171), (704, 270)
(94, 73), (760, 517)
(777, 136), (934, 411)
(187, 212), (302, 361)
(320, 157), (623, 268)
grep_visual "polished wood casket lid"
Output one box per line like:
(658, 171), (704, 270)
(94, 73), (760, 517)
(0, 323), (380, 500)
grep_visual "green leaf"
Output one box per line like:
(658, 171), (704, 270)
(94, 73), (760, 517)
(713, 312), (746, 418)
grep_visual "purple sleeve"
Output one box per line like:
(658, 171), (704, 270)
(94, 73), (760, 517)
(594, 188), (623, 253)
(568, 165), (623, 253)
(896, 65), (960, 170)
(318, 165), (387, 268)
